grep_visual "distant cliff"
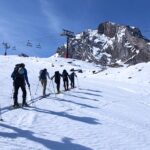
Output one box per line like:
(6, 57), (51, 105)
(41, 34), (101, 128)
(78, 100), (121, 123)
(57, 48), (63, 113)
(56, 21), (150, 66)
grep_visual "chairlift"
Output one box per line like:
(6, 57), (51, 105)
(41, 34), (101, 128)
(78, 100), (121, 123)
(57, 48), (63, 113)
(26, 40), (32, 47)
(36, 43), (41, 48)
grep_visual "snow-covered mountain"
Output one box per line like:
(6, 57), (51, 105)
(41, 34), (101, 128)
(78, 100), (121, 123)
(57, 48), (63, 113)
(57, 21), (150, 66)
(1, 55), (150, 149)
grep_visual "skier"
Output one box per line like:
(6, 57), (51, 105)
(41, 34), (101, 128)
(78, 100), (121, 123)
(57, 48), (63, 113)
(51, 71), (62, 93)
(69, 71), (77, 88)
(62, 69), (69, 91)
(11, 63), (30, 107)
(39, 68), (50, 96)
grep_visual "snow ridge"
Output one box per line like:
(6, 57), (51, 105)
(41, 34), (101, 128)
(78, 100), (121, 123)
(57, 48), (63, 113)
(1, 55), (150, 150)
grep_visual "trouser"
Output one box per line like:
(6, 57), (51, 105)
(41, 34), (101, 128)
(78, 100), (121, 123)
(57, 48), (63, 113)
(70, 79), (75, 88)
(63, 79), (69, 90)
(41, 79), (47, 96)
(55, 81), (60, 93)
(13, 82), (27, 105)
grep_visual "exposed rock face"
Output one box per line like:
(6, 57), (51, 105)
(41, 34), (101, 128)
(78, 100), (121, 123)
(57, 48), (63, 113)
(56, 21), (150, 66)
(98, 22), (117, 38)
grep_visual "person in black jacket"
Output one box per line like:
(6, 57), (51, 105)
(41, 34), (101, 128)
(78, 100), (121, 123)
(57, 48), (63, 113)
(69, 71), (77, 88)
(62, 69), (69, 91)
(51, 71), (62, 93)
(11, 63), (30, 107)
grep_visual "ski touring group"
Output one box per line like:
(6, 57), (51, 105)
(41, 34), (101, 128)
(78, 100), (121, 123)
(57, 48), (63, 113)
(11, 63), (77, 108)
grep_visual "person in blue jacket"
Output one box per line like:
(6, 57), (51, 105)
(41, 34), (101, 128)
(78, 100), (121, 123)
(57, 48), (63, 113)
(11, 63), (30, 107)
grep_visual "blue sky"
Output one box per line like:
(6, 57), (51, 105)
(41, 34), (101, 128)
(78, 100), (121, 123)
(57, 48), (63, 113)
(0, 0), (149, 57)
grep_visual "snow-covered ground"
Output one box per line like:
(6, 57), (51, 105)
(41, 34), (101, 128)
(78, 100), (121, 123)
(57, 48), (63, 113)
(1, 55), (150, 150)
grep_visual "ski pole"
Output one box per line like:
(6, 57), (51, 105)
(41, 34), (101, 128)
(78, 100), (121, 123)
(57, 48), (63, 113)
(47, 81), (52, 93)
(47, 80), (53, 93)
(49, 75), (56, 95)
(0, 103), (4, 121)
(51, 79), (56, 97)
(35, 81), (40, 95)
(10, 87), (14, 99)
(76, 76), (80, 88)
(28, 86), (32, 97)
(28, 86), (36, 107)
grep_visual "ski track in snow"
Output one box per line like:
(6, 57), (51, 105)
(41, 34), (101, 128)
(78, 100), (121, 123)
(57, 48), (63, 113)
(1, 56), (150, 149)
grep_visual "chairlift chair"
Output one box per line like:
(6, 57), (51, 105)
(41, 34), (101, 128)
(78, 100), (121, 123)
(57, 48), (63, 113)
(27, 40), (32, 47)
(36, 43), (41, 48)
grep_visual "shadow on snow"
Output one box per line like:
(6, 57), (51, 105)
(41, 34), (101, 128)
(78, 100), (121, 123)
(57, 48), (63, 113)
(73, 90), (102, 97)
(62, 93), (100, 101)
(79, 88), (102, 93)
(25, 107), (101, 125)
(46, 97), (99, 109)
(0, 123), (93, 150)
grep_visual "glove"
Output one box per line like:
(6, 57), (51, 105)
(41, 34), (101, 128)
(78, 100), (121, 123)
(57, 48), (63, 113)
(27, 83), (30, 87)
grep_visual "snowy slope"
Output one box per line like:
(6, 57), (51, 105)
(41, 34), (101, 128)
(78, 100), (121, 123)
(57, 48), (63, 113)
(1, 55), (150, 150)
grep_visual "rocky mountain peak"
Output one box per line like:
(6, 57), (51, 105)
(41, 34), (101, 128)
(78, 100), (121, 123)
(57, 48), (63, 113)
(98, 21), (118, 38)
(56, 21), (150, 66)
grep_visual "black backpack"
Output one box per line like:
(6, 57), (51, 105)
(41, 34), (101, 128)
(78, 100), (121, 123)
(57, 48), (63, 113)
(62, 70), (68, 80)
(54, 71), (61, 83)
(39, 69), (47, 80)
(11, 64), (25, 81)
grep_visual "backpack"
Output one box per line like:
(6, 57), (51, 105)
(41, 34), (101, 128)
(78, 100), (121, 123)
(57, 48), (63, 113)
(62, 70), (68, 79)
(39, 69), (47, 80)
(69, 72), (74, 79)
(54, 71), (61, 83)
(11, 64), (25, 81)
